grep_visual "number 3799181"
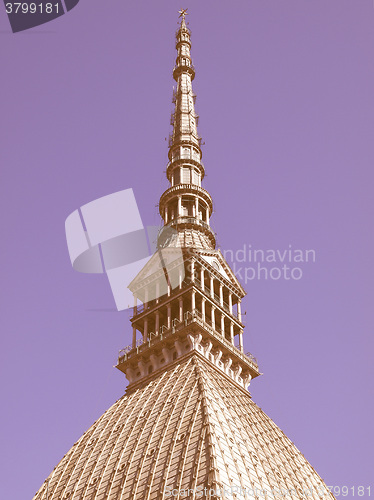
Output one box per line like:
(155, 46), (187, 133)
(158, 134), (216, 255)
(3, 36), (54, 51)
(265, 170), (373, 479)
(5, 3), (60, 14)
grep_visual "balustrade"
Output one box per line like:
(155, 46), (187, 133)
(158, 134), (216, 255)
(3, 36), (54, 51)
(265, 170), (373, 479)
(118, 308), (258, 371)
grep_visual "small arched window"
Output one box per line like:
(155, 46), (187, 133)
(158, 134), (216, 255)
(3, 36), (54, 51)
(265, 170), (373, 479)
(212, 260), (220, 271)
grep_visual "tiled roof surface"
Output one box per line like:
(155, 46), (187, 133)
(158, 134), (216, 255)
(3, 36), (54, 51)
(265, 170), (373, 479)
(173, 229), (214, 250)
(33, 355), (334, 499)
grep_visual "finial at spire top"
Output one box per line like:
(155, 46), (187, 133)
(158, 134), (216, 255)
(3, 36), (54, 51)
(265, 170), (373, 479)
(178, 8), (188, 27)
(178, 8), (188, 20)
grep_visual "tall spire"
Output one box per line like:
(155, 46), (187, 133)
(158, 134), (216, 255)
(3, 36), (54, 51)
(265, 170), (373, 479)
(159, 9), (215, 250)
(120, 9), (254, 390)
(172, 9), (199, 150)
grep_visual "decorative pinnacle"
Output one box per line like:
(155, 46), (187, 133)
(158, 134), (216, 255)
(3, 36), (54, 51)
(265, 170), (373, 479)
(178, 8), (188, 27)
(178, 8), (188, 20)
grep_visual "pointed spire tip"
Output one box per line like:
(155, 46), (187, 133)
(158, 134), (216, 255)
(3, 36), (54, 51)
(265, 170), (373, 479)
(178, 8), (188, 20)
(178, 8), (188, 28)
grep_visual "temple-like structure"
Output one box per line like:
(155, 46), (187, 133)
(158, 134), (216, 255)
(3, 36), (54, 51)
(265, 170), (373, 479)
(33, 11), (335, 500)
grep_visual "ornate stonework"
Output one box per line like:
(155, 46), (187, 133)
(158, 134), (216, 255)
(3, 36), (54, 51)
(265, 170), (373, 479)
(33, 12), (335, 500)
(33, 356), (334, 500)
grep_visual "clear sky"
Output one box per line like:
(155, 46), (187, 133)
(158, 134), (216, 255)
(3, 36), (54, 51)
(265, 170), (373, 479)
(1, 1), (373, 498)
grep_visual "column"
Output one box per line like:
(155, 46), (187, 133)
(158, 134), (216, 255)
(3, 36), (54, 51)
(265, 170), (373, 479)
(206, 206), (209, 224)
(228, 293), (232, 315)
(230, 322), (234, 344)
(238, 300), (242, 322)
(190, 260), (195, 283)
(195, 197), (199, 219)
(133, 293), (138, 316)
(179, 267), (183, 289)
(219, 283), (223, 307)
(164, 206), (168, 224)
(239, 330), (244, 353)
(167, 303), (171, 329)
(178, 195), (182, 218)
(143, 319), (148, 342)
(221, 314), (225, 337)
(191, 290), (196, 313)
(179, 297), (183, 322)
(132, 326), (137, 349)
(155, 311), (160, 335)
(210, 276), (214, 298)
(200, 267), (205, 291)
(211, 306), (215, 330)
(201, 298), (206, 323)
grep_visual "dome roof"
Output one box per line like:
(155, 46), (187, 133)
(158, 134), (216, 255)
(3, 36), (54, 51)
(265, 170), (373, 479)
(33, 354), (334, 500)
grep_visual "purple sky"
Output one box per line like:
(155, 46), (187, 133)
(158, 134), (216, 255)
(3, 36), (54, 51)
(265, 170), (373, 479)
(1, 1), (373, 498)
